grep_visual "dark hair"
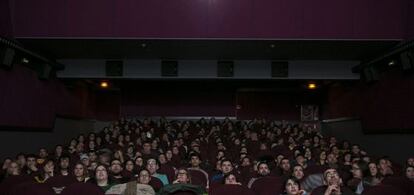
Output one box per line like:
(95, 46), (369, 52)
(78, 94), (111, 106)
(353, 160), (369, 178)
(284, 177), (301, 192)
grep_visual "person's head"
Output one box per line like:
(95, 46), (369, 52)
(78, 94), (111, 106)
(7, 161), (20, 176)
(378, 157), (393, 176)
(319, 151), (327, 161)
(241, 157), (251, 167)
(124, 160), (134, 172)
(135, 156), (144, 167)
(138, 169), (151, 184)
(292, 165), (304, 180)
(110, 159), (123, 175)
(295, 154), (306, 165)
(280, 158), (291, 172)
(95, 164), (108, 182)
(406, 166), (414, 181)
(351, 161), (369, 179)
(326, 153), (338, 165)
(368, 162), (378, 177)
(175, 168), (191, 184)
(407, 157), (414, 167)
(323, 168), (342, 186)
(142, 141), (152, 153)
(221, 160), (233, 174)
(26, 154), (37, 168)
(190, 154), (201, 168)
(43, 159), (55, 174)
(257, 162), (270, 176)
(224, 173), (239, 185)
(165, 150), (173, 160)
(351, 145), (361, 155)
(158, 153), (167, 165)
(73, 163), (88, 179)
(284, 178), (302, 195)
(39, 148), (48, 159)
(16, 153), (26, 168)
(146, 158), (159, 175)
(55, 145), (63, 155)
(59, 155), (70, 170)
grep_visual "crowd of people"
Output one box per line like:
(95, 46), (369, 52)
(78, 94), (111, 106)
(1, 117), (413, 195)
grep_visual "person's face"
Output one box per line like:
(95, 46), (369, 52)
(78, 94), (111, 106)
(56, 146), (63, 154)
(281, 159), (291, 171)
(172, 147), (179, 155)
(320, 152), (327, 160)
(242, 158), (251, 166)
(26, 157), (36, 167)
(96, 166), (108, 181)
(74, 164), (85, 177)
(378, 159), (390, 174)
(190, 156), (201, 167)
(89, 152), (97, 162)
(139, 170), (151, 184)
(327, 154), (337, 164)
(89, 162), (98, 171)
(352, 145), (360, 154)
(285, 179), (300, 195)
(225, 174), (238, 185)
(368, 163), (378, 176)
(351, 163), (363, 179)
(60, 158), (70, 169)
(158, 155), (167, 164)
(344, 154), (351, 162)
(296, 156), (305, 164)
(111, 160), (123, 174)
(166, 151), (173, 159)
(408, 158), (414, 166)
(125, 161), (134, 172)
(143, 143), (151, 152)
(324, 169), (341, 186)
(135, 158), (144, 166)
(146, 160), (158, 174)
(7, 162), (20, 175)
(221, 161), (233, 174)
(406, 167), (414, 180)
(293, 166), (304, 180)
(17, 156), (26, 167)
(176, 169), (189, 183)
(258, 163), (270, 176)
(39, 149), (48, 158)
(44, 161), (54, 173)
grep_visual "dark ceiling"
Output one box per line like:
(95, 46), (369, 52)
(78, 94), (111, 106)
(16, 38), (400, 61)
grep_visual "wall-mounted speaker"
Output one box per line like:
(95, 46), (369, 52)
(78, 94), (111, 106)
(363, 66), (379, 82)
(106, 60), (123, 76)
(400, 50), (414, 71)
(271, 61), (289, 77)
(161, 60), (178, 77)
(0, 47), (15, 69)
(217, 61), (234, 77)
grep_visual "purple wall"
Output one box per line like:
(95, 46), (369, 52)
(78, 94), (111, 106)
(120, 85), (235, 117)
(408, 0), (414, 39)
(0, 65), (95, 129)
(0, 0), (13, 37)
(11, 0), (407, 39)
(324, 70), (414, 132)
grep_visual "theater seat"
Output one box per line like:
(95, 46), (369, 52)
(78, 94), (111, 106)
(188, 168), (209, 188)
(61, 182), (105, 195)
(250, 176), (284, 195)
(362, 184), (406, 195)
(9, 182), (55, 195)
(210, 184), (255, 195)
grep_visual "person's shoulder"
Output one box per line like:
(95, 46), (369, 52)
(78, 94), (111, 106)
(105, 183), (127, 194)
(310, 185), (327, 195)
